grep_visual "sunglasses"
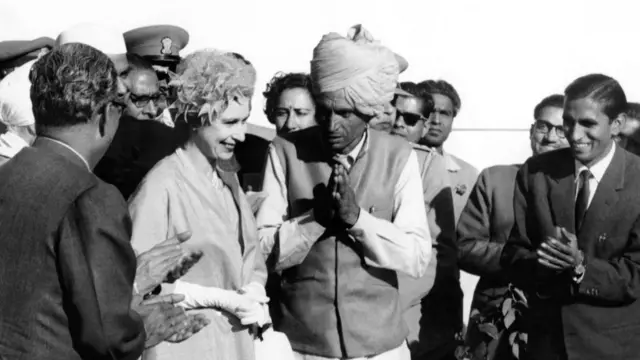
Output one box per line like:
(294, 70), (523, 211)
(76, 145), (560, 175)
(396, 110), (427, 127)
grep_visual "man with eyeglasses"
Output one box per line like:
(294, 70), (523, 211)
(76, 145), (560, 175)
(530, 94), (569, 155)
(94, 54), (178, 200)
(457, 94), (568, 359)
(391, 82), (460, 360)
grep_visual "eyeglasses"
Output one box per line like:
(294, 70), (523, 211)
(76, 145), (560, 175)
(396, 110), (427, 127)
(130, 93), (165, 108)
(533, 120), (566, 138)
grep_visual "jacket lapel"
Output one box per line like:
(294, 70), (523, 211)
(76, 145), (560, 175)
(549, 151), (577, 233)
(577, 146), (625, 242)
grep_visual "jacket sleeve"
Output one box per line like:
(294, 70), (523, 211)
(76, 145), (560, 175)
(457, 169), (505, 276)
(500, 162), (539, 292)
(57, 183), (145, 360)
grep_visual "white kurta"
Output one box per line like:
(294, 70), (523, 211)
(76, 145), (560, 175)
(129, 146), (268, 360)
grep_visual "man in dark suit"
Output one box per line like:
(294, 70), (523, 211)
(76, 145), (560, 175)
(501, 74), (640, 360)
(0, 43), (203, 360)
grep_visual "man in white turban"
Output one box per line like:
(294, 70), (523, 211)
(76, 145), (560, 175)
(0, 59), (37, 166)
(257, 25), (431, 360)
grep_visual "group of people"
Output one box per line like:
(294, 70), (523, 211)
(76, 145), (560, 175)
(1, 21), (640, 360)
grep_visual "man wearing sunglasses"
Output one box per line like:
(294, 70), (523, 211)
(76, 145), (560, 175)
(392, 82), (460, 360)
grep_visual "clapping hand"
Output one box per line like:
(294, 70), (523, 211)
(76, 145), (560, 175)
(165, 312), (210, 343)
(165, 251), (204, 284)
(133, 294), (209, 349)
(537, 227), (582, 271)
(135, 231), (192, 295)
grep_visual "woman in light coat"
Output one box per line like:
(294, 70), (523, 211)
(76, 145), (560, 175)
(129, 50), (269, 360)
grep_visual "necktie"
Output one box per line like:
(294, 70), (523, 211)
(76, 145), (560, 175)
(575, 169), (592, 231)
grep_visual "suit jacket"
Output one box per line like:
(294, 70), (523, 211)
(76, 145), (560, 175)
(501, 146), (640, 360)
(443, 152), (479, 223)
(458, 164), (520, 312)
(0, 138), (145, 360)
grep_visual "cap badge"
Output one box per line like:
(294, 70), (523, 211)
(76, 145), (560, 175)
(160, 37), (173, 55)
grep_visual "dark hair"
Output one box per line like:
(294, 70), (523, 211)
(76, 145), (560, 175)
(418, 79), (461, 116)
(626, 102), (640, 120)
(564, 74), (627, 120)
(126, 53), (154, 73)
(30, 43), (117, 133)
(263, 72), (315, 124)
(534, 94), (564, 119)
(396, 81), (434, 116)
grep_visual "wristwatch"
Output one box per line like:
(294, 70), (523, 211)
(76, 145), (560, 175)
(573, 250), (586, 283)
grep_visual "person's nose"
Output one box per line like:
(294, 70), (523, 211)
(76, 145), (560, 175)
(394, 114), (407, 130)
(428, 112), (441, 125)
(143, 100), (157, 118)
(284, 112), (299, 132)
(232, 122), (246, 143)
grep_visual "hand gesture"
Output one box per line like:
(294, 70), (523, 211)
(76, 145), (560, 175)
(332, 164), (360, 228)
(165, 251), (204, 284)
(313, 167), (338, 228)
(537, 227), (582, 271)
(135, 231), (192, 295)
(165, 313), (210, 343)
(133, 294), (188, 349)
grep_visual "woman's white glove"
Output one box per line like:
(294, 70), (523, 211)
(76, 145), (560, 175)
(238, 282), (270, 326)
(173, 280), (269, 326)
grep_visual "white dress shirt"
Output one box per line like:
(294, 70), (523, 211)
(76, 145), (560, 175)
(257, 131), (432, 279)
(574, 143), (616, 209)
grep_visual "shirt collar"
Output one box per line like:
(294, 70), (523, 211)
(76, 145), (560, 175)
(575, 142), (616, 184)
(39, 136), (91, 171)
(334, 128), (369, 170)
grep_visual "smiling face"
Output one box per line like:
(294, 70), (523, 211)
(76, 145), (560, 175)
(193, 99), (250, 161)
(563, 97), (622, 166)
(530, 105), (569, 155)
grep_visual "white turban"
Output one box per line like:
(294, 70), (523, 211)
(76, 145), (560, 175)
(0, 59), (36, 127)
(310, 24), (400, 117)
(56, 23), (126, 55)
